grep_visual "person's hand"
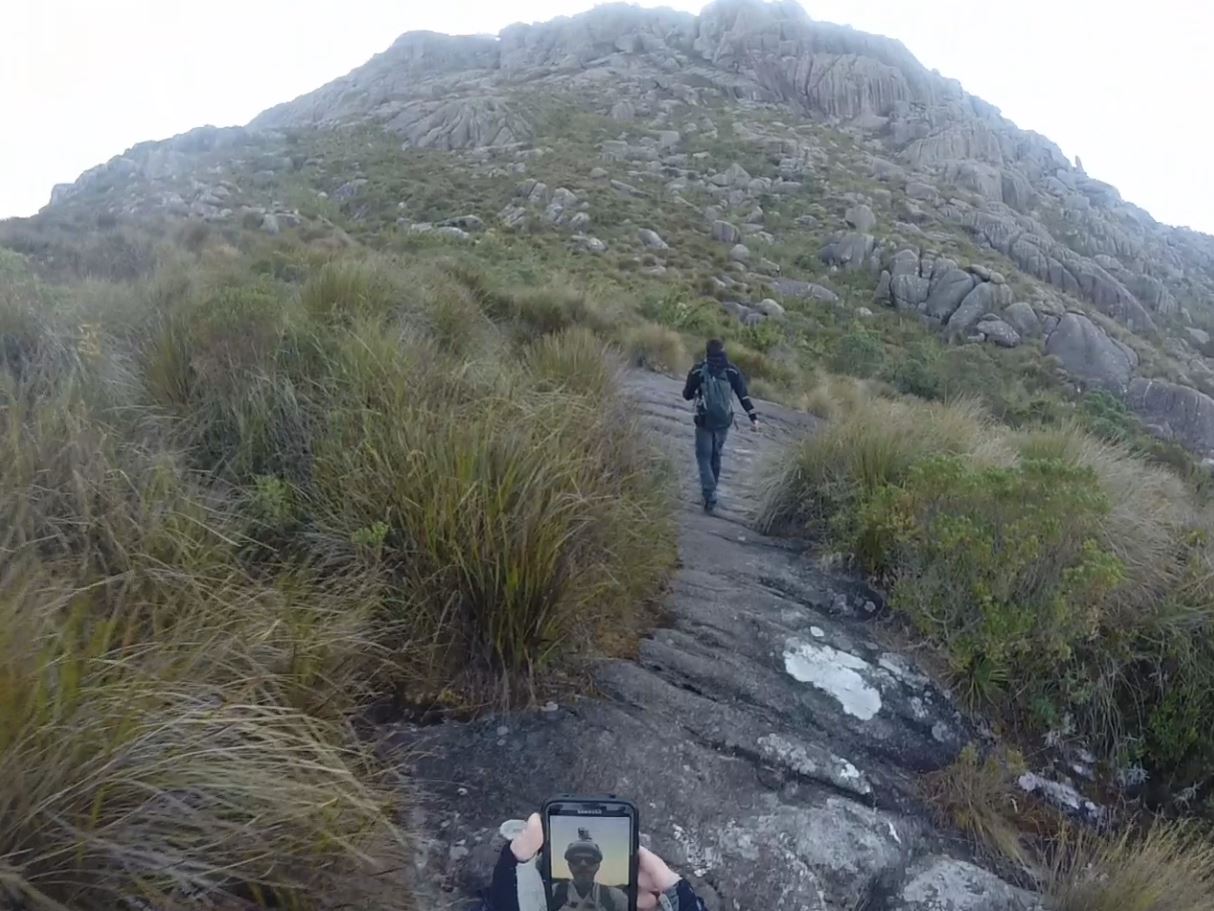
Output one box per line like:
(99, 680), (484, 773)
(507, 813), (685, 909)
(510, 812), (544, 862)
(637, 847), (682, 909)
(750, 417), (760, 431)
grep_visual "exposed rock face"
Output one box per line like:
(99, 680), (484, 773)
(1045, 312), (1139, 393)
(1128, 378), (1214, 455)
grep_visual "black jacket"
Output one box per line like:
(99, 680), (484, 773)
(682, 356), (757, 427)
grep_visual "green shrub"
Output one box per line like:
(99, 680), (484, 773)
(1078, 390), (1136, 443)
(883, 340), (943, 399)
(851, 455), (1123, 710)
(832, 329), (885, 378)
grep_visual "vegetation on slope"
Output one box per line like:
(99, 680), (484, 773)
(0, 231), (674, 907)
(759, 392), (1214, 792)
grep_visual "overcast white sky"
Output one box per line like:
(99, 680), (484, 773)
(2, 1), (1211, 233)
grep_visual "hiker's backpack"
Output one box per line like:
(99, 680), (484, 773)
(698, 363), (734, 430)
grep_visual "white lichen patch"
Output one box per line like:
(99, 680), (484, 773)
(783, 640), (882, 720)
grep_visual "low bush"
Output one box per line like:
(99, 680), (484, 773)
(761, 395), (1214, 784)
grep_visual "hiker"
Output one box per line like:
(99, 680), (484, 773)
(682, 339), (759, 513)
(484, 813), (708, 911)
(549, 827), (628, 911)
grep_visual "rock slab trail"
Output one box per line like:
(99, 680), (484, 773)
(395, 372), (1041, 911)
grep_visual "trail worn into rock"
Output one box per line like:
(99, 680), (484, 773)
(395, 372), (1042, 911)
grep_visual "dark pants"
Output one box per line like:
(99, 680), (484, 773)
(695, 424), (730, 505)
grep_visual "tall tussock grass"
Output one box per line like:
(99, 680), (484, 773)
(1047, 820), (1214, 911)
(0, 246), (673, 907)
(760, 394), (1214, 787)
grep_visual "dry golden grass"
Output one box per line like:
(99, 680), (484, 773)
(1048, 821), (1214, 911)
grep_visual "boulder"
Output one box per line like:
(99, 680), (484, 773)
(610, 179), (643, 197)
(892, 274), (931, 311)
(712, 220), (742, 244)
(434, 226), (471, 241)
(905, 181), (940, 204)
(497, 205), (529, 230)
(711, 162), (752, 188)
(1186, 327), (1211, 347)
(773, 279), (840, 304)
(923, 267), (976, 321)
(638, 228), (669, 250)
(975, 319), (1021, 348)
(820, 232), (877, 271)
(755, 299), (786, 319)
(439, 214), (485, 232)
(573, 234), (608, 254)
(948, 283), (1012, 337)
(845, 203), (877, 232)
(1002, 301), (1042, 339)
(890, 857), (1045, 911)
(729, 243), (751, 263)
(1044, 312), (1138, 393)
(1128, 378), (1214, 455)
(568, 212), (592, 232)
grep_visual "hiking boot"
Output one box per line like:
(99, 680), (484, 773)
(703, 498), (717, 514)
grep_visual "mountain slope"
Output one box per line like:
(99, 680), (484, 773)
(38, 0), (1214, 456)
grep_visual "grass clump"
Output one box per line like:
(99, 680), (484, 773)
(1047, 821), (1214, 911)
(0, 236), (675, 907)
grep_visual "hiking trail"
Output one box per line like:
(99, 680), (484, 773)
(394, 372), (1042, 911)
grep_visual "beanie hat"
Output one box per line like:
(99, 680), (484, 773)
(564, 827), (603, 863)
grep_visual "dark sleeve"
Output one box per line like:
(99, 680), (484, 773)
(682, 365), (701, 401)
(664, 880), (709, 911)
(487, 843), (522, 911)
(728, 368), (757, 418)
